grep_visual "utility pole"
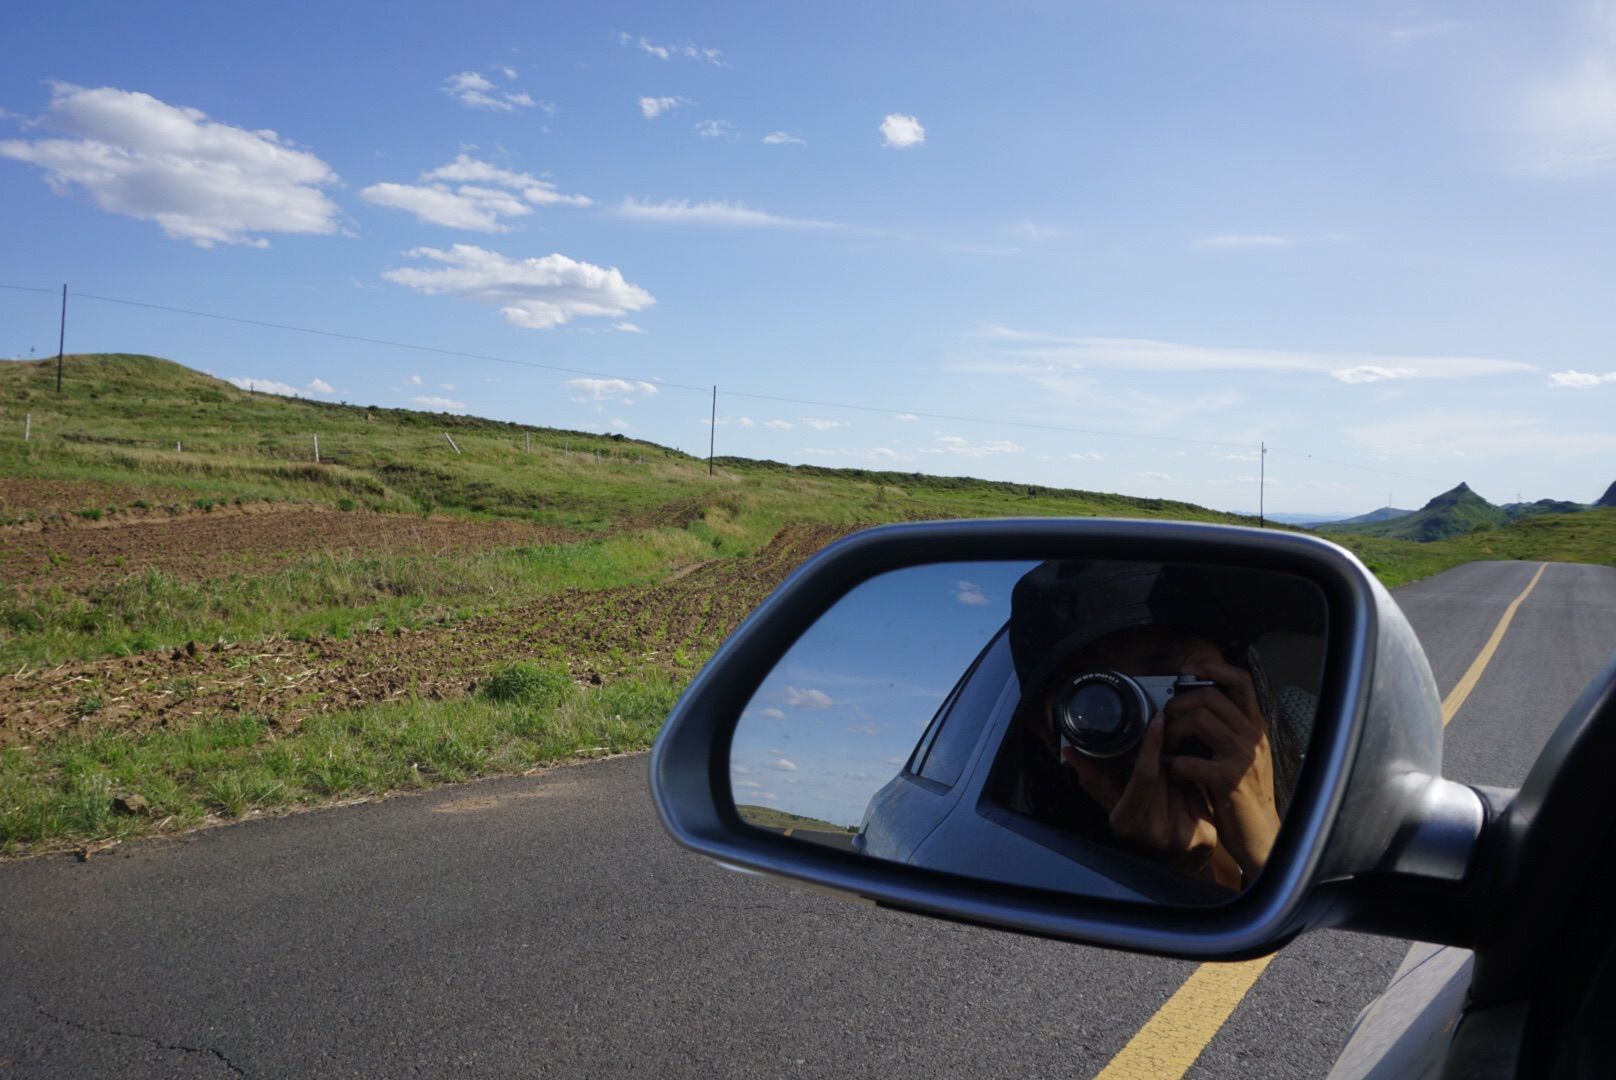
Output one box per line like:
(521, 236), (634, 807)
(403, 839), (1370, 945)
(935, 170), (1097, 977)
(1258, 441), (1267, 527)
(708, 385), (717, 477)
(54, 284), (66, 394)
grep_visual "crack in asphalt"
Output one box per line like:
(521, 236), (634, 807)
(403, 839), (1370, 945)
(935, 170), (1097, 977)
(30, 996), (245, 1077)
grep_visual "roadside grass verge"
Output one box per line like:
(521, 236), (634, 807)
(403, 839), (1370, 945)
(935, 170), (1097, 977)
(0, 669), (684, 854)
(0, 527), (712, 667)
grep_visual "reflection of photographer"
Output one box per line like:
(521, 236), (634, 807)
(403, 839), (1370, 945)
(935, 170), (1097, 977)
(997, 561), (1318, 891)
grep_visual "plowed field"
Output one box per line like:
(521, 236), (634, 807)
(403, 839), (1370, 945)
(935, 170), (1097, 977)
(0, 506), (578, 589)
(0, 523), (854, 746)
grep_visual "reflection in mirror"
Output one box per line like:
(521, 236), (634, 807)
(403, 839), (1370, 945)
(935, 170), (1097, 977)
(730, 559), (1328, 905)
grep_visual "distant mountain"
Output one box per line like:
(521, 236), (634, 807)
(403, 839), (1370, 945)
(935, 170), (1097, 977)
(1598, 481), (1616, 508)
(1501, 498), (1586, 521)
(1319, 483), (1508, 542)
(1320, 506), (1415, 527)
(1263, 511), (1358, 526)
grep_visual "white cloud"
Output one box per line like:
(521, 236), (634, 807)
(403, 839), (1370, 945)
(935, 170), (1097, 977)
(1195, 233), (1291, 250)
(770, 757), (798, 772)
(783, 686), (834, 709)
(734, 779), (763, 790)
(565, 377), (660, 403)
(758, 708), (785, 720)
(1349, 410), (1616, 458)
(694, 119), (737, 140)
(1009, 220), (1066, 242)
(1549, 369), (1616, 388)
(801, 418), (848, 431)
(954, 581), (991, 606)
(226, 375), (334, 397)
(880, 113), (926, 149)
(764, 419), (794, 430)
(639, 96), (688, 119)
(360, 155), (590, 232)
(1390, 21), (1461, 43)
(1515, 5), (1616, 173)
(609, 417), (634, 431)
(615, 197), (835, 230)
(1069, 451), (1106, 461)
(973, 328), (1534, 382)
(0, 83), (340, 247)
(420, 156), (590, 206)
(762, 131), (806, 146)
(382, 244), (654, 330)
(407, 374), (423, 386)
(620, 33), (724, 65)
(411, 395), (467, 411)
(442, 71), (544, 112)
(895, 413), (918, 422)
(1332, 365), (1422, 384)
(931, 435), (1023, 458)
(613, 321), (647, 334)
(1138, 471), (1173, 482)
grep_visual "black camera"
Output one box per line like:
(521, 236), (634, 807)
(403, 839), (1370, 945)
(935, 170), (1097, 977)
(1053, 672), (1216, 758)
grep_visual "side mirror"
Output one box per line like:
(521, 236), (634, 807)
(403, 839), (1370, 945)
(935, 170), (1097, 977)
(651, 520), (1484, 960)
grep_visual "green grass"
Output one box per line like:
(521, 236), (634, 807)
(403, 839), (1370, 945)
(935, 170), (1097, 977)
(0, 672), (684, 853)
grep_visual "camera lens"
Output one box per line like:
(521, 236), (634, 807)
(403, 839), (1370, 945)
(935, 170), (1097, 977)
(1056, 672), (1150, 758)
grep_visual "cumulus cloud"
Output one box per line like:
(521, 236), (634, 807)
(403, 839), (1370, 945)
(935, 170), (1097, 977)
(770, 757), (798, 772)
(360, 154), (590, 232)
(880, 113), (925, 149)
(764, 419), (794, 430)
(565, 377), (660, 404)
(411, 395), (467, 411)
(407, 374), (423, 386)
(615, 197), (836, 229)
(895, 413), (918, 422)
(972, 327), (1534, 382)
(1195, 233), (1291, 249)
(1069, 451), (1106, 461)
(613, 321), (647, 334)
(783, 686), (834, 709)
(954, 581), (991, 606)
(639, 96), (688, 118)
(619, 33), (724, 65)
(0, 83), (341, 247)
(382, 244), (654, 330)
(762, 131), (806, 145)
(442, 71), (546, 112)
(226, 375), (335, 397)
(1548, 369), (1616, 388)
(801, 418), (849, 431)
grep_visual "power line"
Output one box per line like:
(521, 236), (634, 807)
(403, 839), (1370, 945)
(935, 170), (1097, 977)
(1, 281), (1454, 484)
(2, 282), (710, 395)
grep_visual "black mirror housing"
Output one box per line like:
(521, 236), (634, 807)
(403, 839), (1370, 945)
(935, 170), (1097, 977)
(651, 519), (1483, 960)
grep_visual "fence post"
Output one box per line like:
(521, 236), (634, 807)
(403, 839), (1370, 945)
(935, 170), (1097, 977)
(524, 432), (531, 454)
(444, 432), (461, 454)
(23, 412), (30, 442)
(313, 433), (320, 464)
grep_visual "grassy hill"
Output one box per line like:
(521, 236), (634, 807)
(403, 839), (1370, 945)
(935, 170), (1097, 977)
(3, 353), (1614, 856)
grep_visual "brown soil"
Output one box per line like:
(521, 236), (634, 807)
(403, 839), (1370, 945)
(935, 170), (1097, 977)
(0, 524), (856, 746)
(0, 478), (196, 523)
(0, 507), (578, 588)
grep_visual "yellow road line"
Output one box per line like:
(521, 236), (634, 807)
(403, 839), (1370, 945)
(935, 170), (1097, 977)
(1094, 957), (1275, 1079)
(1093, 562), (1549, 1079)
(1441, 563), (1547, 725)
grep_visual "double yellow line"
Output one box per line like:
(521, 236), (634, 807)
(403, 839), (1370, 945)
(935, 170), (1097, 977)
(1094, 563), (1548, 1079)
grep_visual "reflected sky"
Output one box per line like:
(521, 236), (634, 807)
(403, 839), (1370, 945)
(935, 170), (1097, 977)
(731, 560), (1036, 827)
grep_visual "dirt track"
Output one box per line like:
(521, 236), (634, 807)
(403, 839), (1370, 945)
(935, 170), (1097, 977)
(0, 524), (853, 746)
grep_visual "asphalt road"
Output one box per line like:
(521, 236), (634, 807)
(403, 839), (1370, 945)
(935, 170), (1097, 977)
(3, 560), (1614, 1079)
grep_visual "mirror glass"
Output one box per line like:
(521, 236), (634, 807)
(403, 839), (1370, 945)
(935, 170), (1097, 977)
(730, 559), (1328, 904)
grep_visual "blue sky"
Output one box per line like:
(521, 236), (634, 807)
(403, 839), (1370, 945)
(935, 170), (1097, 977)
(3, 1), (1614, 514)
(731, 562), (1028, 827)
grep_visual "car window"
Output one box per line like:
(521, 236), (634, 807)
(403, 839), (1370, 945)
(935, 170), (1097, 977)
(911, 628), (1014, 788)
